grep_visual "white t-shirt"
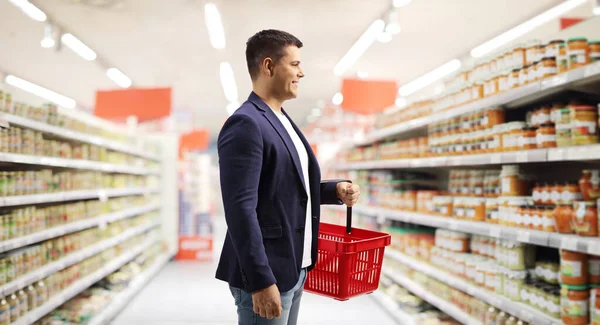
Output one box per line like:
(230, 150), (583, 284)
(271, 109), (312, 268)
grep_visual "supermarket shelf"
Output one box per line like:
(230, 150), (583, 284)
(356, 62), (600, 146)
(371, 291), (417, 325)
(16, 237), (163, 325)
(0, 152), (158, 175)
(87, 251), (174, 325)
(337, 145), (600, 170)
(385, 249), (561, 325)
(382, 267), (482, 325)
(0, 112), (161, 162)
(0, 221), (159, 297)
(0, 187), (159, 207)
(0, 203), (160, 253)
(346, 205), (600, 255)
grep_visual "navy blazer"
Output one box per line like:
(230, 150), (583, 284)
(215, 92), (342, 293)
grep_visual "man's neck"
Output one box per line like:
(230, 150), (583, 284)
(253, 86), (284, 114)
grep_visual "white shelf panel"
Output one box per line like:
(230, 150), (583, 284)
(87, 252), (173, 325)
(337, 145), (600, 170)
(385, 250), (561, 325)
(382, 267), (482, 325)
(15, 237), (164, 325)
(347, 205), (600, 255)
(0, 113), (161, 162)
(0, 222), (159, 297)
(0, 152), (158, 175)
(0, 203), (160, 253)
(371, 291), (417, 325)
(0, 187), (159, 207)
(357, 62), (600, 146)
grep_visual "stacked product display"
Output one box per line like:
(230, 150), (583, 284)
(0, 88), (175, 325)
(324, 33), (600, 325)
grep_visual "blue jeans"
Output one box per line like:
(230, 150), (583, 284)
(229, 268), (307, 325)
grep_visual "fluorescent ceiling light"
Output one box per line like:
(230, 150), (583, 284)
(334, 19), (385, 76)
(393, 0), (412, 8)
(5, 75), (76, 108)
(377, 31), (393, 43)
(226, 102), (239, 116)
(61, 33), (97, 61)
(385, 22), (401, 35)
(106, 68), (132, 88)
(470, 0), (587, 58)
(398, 59), (461, 97)
(395, 97), (407, 108)
(9, 0), (46, 22)
(332, 92), (344, 106)
(220, 62), (238, 103)
(40, 38), (55, 48)
(594, 0), (600, 16)
(204, 3), (226, 49)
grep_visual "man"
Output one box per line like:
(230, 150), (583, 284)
(215, 29), (361, 325)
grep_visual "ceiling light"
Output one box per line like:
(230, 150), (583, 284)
(334, 19), (385, 76)
(332, 92), (344, 106)
(204, 3), (226, 49)
(470, 0), (587, 58)
(106, 68), (132, 88)
(5, 75), (76, 108)
(395, 97), (407, 108)
(385, 22), (401, 35)
(41, 23), (56, 48)
(8, 0), (46, 22)
(357, 71), (369, 79)
(226, 102), (239, 116)
(393, 0), (412, 8)
(594, 0), (600, 15)
(398, 59), (461, 97)
(220, 62), (238, 103)
(377, 31), (393, 43)
(61, 33), (97, 61)
(40, 38), (55, 48)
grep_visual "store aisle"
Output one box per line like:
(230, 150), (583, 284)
(113, 217), (397, 325)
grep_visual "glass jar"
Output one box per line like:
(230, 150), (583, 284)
(590, 257), (600, 285)
(536, 123), (557, 148)
(557, 107), (573, 147)
(561, 250), (588, 286)
(590, 41), (600, 63)
(542, 206), (557, 232)
(554, 204), (575, 234)
(561, 285), (590, 325)
(580, 170), (600, 201)
(518, 127), (537, 150)
(546, 40), (565, 60)
(571, 105), (599, 146)
(558, 44), (569, 74)
(572, 201), (598, 236)
(568, 37), (589, 70)
(509, 69), (520, 89)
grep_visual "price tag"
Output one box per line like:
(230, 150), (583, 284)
(491, 154), (502, 164)
(376, 213), (386, 225)
(516, 151), (528, 163)
(584, 62), (600, 78)
(587, 241), (600, 255)
(520, 311), (533, 322)
(561, 237), (578, 250)
(98, 220), (108, 230)
(517, 231), (530, 243)
(549, 148), (566, 161)
(489, 228), (501, 238)
(98, 190), (108, 203)
(448, 222), (459, 230)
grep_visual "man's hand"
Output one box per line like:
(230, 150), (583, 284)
(336, 182), (360, 207)
(252, 284), (282, 319)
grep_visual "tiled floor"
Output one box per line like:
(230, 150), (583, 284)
(112, 216), (396, 325)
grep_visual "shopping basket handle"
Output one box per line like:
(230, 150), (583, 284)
(346, 206), (352, 234)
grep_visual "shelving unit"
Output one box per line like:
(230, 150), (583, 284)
(356, 62), (600, 146)
(0, 187), (159, 207)
(371, 291), (417, 325)
(0, 203), (160, 253)
(0, 222), (159, 297)
(336, 205), (600, 255)
(13, 237), (170, 325)
(382, 267), (483, 325)
(0, 112), (161, 161)
(385, 249), (561, 325)
(0, 152), (158, 175)
(87, 252), (174, 325)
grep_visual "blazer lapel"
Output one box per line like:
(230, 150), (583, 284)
(248, 93), (308, 196)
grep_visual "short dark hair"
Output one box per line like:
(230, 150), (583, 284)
(245, 29), (303, 80)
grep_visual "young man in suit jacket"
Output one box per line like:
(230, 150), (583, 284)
(216, 29), (361, 325)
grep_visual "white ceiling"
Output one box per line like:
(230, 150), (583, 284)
(0, 0), (576, 136)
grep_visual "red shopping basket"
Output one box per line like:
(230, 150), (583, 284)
(304, 206), (391, 301)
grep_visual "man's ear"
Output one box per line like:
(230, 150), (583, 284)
(262, 57), (274, 77)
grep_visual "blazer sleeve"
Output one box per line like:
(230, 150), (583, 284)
(218, 114), (276, 292)
(320, 180), (344, 205)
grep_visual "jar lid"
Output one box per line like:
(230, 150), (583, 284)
(539, 123), (555, 128)
(572, 105), (596, 111)
(549, 39), (565, 45)
(561, 284), (589, 290)
(559, 44), (565, 48)
(567, 37), (587, 42)
(512, 68), (521, 73)
(541, 56), (557, 62)
(591, 284), (600, 288)
(589, 40), (600, 45)
(522, 126), (538, 131)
